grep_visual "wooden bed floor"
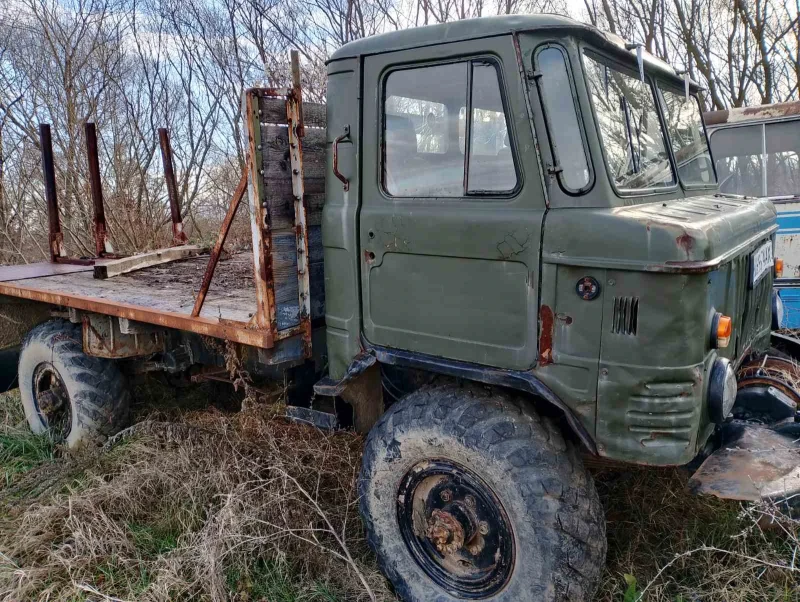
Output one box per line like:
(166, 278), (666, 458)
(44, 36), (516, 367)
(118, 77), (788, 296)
(0, 254), (258, 324)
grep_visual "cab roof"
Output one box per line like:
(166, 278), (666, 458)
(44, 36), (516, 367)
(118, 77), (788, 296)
(329, 14), (676, 79)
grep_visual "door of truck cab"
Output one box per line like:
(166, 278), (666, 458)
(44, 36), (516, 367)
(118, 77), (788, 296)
(358, 36), (546, 370)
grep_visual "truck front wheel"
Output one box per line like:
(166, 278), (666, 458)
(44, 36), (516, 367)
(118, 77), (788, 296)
(359, 383), (606, 601)
(18, 320), (130, 448)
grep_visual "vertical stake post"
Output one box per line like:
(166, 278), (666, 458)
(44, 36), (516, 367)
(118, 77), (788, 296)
(85, 122), (113, 256)
(158, 128), (188, 245)
(290, 50), (305, 138)
(39, 123), (64, 262)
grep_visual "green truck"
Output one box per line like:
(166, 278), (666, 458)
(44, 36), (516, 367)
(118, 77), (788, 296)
(0, 14), (797, 601)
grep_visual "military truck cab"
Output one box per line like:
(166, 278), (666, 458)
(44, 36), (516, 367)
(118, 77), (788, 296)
(316, 15), (796, 600)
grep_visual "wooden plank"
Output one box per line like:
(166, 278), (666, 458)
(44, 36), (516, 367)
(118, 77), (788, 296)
(261, 127), (325, 183)
(0, 262), (94, 282)
(260, 97), (326, 128)
(93, 245), (204, 280)
(265, 189), (324, 230)
(260, 125), (325, 230)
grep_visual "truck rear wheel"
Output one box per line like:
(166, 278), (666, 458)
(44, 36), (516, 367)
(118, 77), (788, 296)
(19, 320), (130, 448)
(359, 382), (605, 601)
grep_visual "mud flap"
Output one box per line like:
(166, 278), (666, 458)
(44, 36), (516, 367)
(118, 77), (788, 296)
(689, 422), (800, 502)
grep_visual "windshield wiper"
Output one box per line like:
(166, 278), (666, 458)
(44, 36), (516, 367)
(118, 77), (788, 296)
(620, 96), (640, 173)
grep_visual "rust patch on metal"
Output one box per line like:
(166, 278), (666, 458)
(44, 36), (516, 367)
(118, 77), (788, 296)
(82, 313), (165, 359)
(538, 305), (554, 365)
(426, 509), (465, 556)
(705, 100), (800, 127)
(689, 425), (800, 501)
(737, 355), (800, 405)
(676, 233), (694, 258)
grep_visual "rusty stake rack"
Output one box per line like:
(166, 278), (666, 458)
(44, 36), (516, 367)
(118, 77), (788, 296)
(14, 52), (315, 357)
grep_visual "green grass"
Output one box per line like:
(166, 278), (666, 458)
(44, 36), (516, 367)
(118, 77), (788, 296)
(0, 430), (55, 483)
(226, 559), (346, 602)
(126, 521), (182, 557)
(95, 555), (153, 596)
(0, 391), (55, 485)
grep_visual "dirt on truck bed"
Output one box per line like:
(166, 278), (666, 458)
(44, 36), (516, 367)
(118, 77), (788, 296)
(125, 252), (255, 296)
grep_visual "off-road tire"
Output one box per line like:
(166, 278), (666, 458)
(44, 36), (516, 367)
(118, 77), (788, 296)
(19, 319), (130, 448)
(359, 382), (606, 601)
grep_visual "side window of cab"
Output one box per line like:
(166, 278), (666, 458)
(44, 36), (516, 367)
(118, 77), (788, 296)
(382, 59), (519, 198)
(532, 44), (593, 195)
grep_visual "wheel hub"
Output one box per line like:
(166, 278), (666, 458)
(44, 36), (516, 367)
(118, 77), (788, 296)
(397, 459), (514, 599)
(32, 362), (71, 440)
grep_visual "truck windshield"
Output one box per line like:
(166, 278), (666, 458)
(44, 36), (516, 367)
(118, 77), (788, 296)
(583, 53), (675, 192)
(657, 87), (716, 187)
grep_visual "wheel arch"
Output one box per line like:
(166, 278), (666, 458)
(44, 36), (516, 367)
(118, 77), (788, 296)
(317, 342), (597, 454)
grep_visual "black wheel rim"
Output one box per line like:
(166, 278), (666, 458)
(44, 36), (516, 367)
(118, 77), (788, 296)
(32, 362), (71, 441)
(397, 459), (515, 599)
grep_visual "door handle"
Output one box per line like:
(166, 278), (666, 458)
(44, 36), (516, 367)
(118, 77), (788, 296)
(333, 125), (351, 192)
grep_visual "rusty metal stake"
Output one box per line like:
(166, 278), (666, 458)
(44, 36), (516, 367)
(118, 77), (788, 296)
(39, 124), (65, 262)
(290, 50), (305, 138)
(286, 83), (312, 358)
(85, 123), (114, 257)
(158, 128), (188, 245)
(244, 90), (277, 333)
(191, 172), (247, 317)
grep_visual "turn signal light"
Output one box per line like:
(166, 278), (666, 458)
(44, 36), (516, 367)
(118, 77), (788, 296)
(776, 258), (784, 278)
(716, 314), (732, 348)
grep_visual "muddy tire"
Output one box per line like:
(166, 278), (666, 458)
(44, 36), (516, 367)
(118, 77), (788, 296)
(19, 319), (130, 448)
(359, 382), (606, 601)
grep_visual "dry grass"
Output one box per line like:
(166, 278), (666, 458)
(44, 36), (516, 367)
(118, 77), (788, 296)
(0, 380), (797, 601)
(0, 382), (392, 602)
(595, 467), (800, 601)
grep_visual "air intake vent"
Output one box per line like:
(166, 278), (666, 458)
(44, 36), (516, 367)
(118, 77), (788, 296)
(612, 296), (639, 335)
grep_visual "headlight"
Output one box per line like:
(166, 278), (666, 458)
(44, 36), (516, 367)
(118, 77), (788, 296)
(773, 291), (785, 330)
(708, 357), (737, 423)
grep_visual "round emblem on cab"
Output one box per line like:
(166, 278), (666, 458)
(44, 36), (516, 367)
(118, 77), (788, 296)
(576, 276), (600, 301)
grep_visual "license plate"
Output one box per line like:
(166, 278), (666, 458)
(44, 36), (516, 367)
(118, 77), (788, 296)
(750, 241), (774, 287)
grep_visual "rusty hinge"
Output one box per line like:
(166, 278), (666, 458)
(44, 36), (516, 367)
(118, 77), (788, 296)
(547, 164), (563, 175)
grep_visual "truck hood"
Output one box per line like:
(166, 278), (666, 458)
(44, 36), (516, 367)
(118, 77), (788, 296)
(542, 195), (777, 272)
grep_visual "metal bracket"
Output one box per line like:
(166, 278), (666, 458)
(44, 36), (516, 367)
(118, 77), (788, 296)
(333, 125), (351, 192)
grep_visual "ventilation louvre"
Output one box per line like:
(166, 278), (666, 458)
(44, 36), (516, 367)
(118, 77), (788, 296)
(612, 296), (639, 335)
